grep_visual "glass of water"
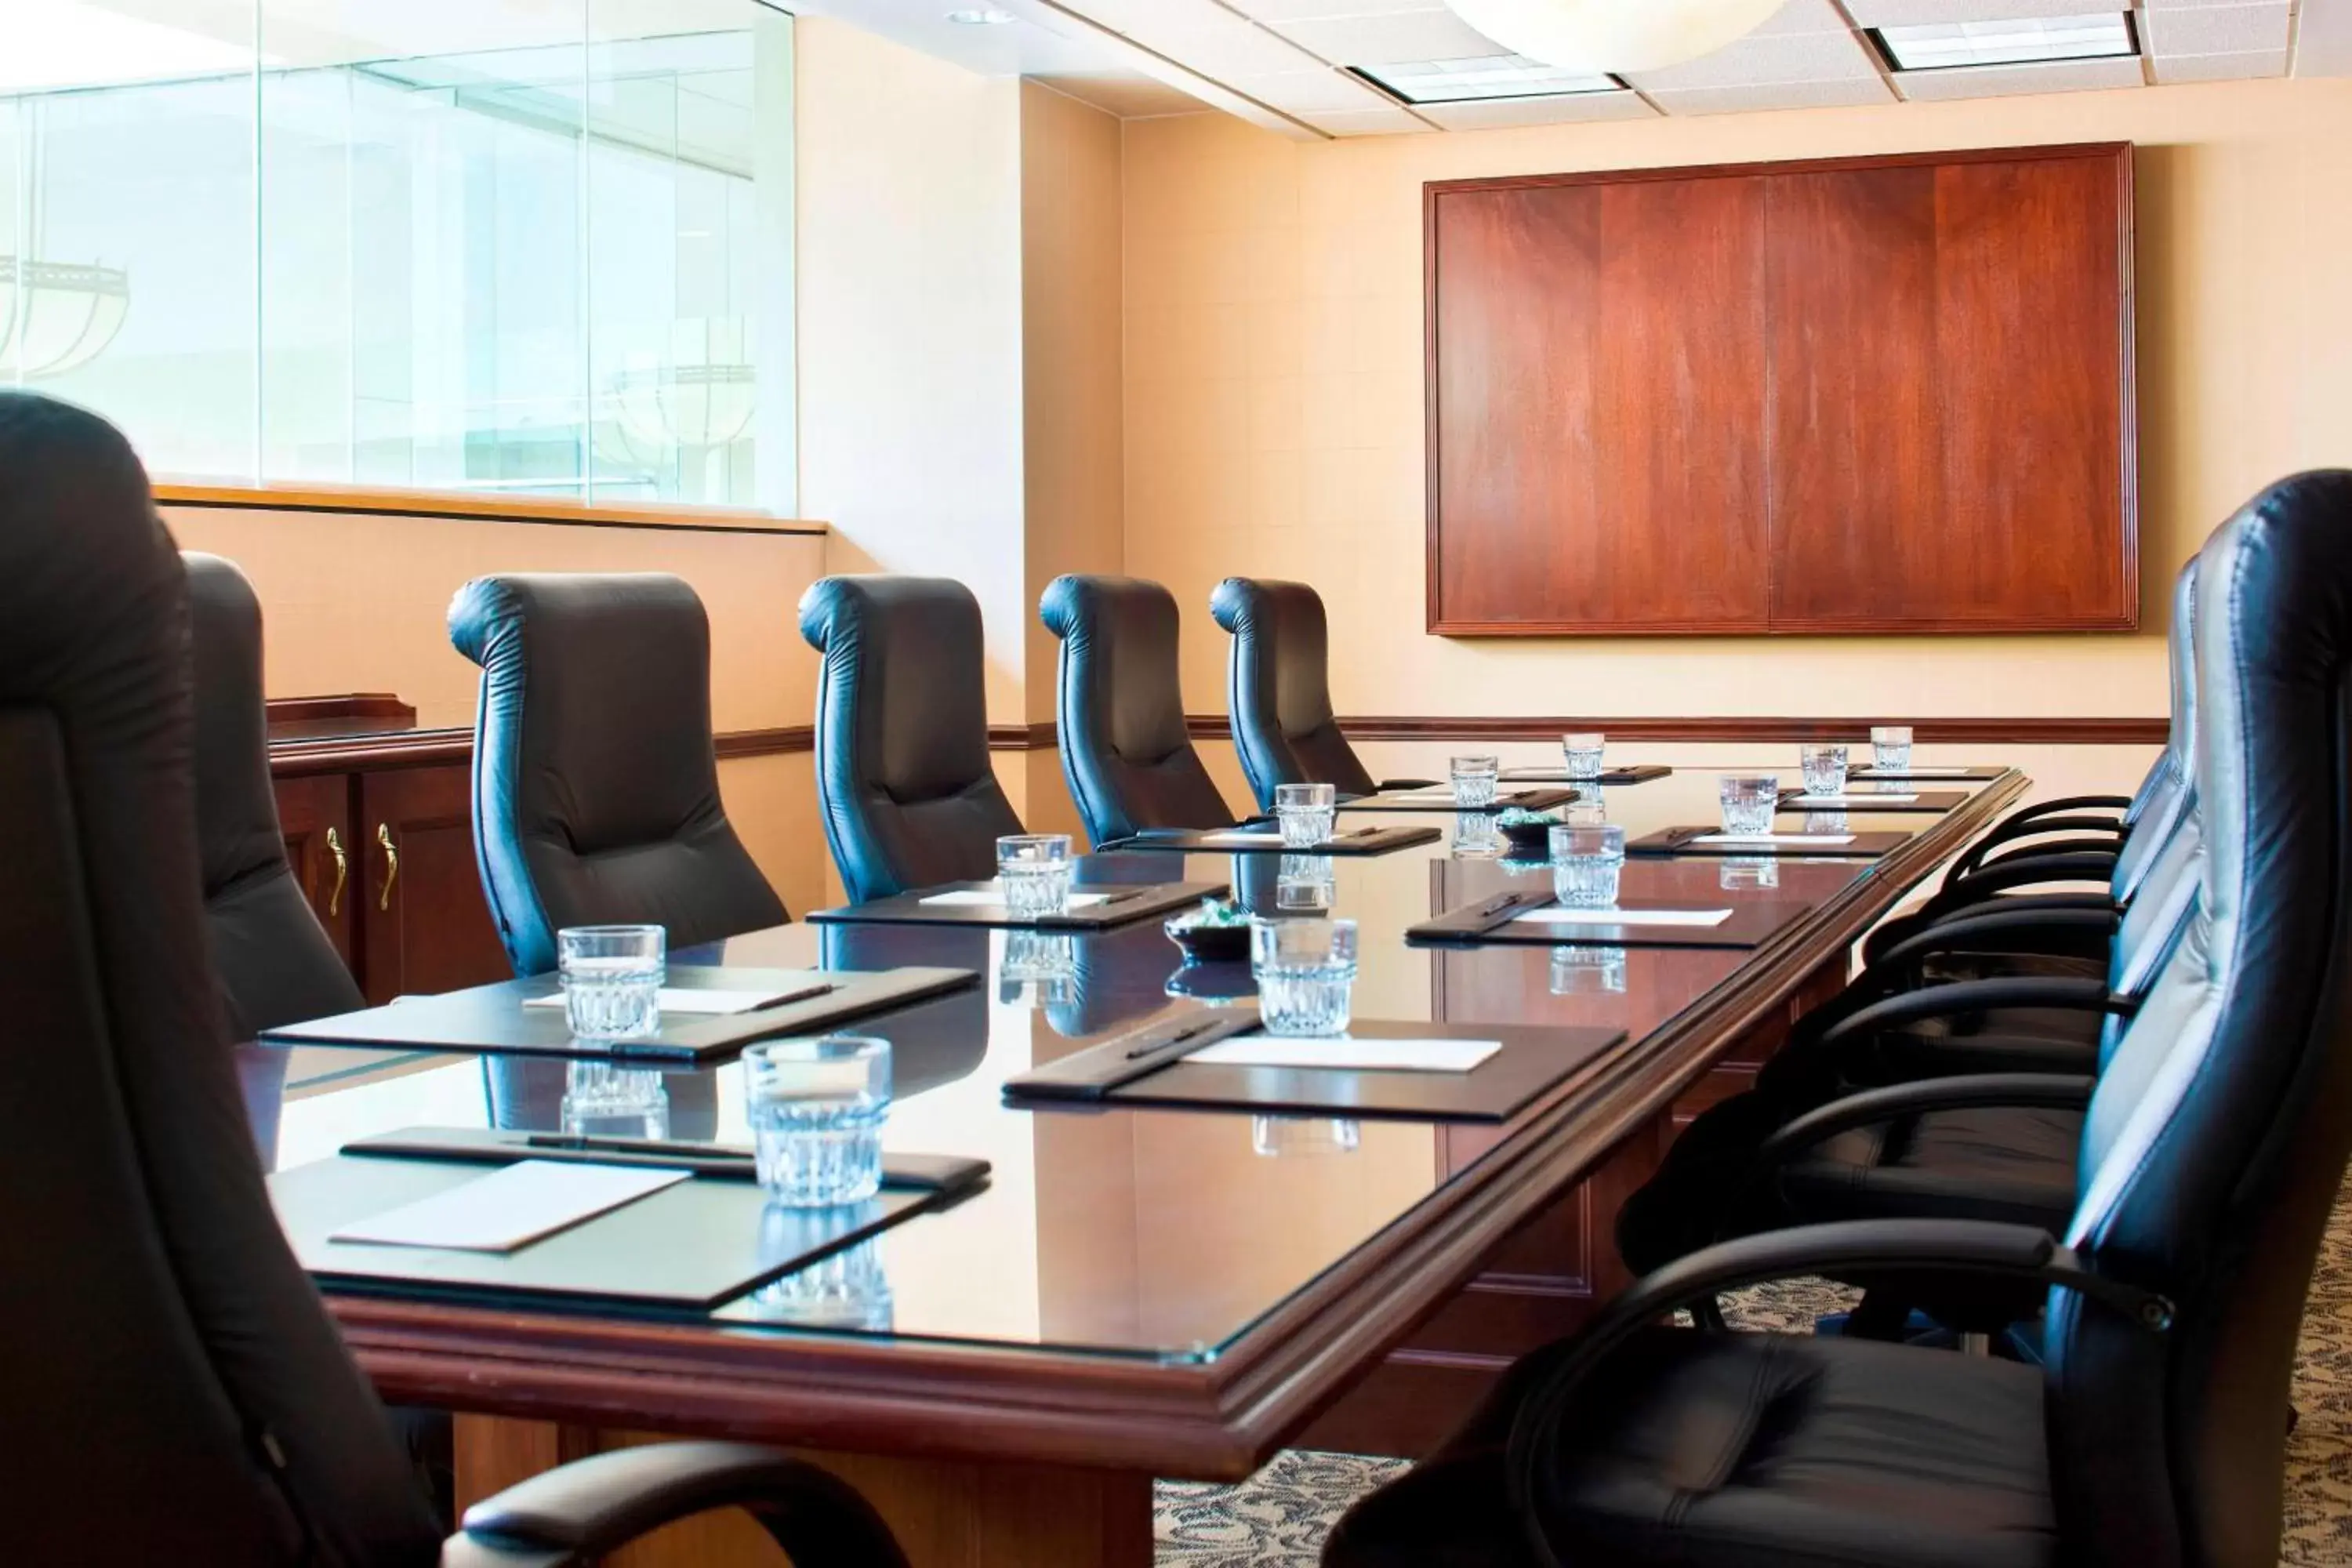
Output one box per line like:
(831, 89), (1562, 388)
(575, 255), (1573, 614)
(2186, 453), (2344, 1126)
(559, 924), (664, 1042)
(1548, 822), (1627, 908)
(1718, 775), (1780, 837)
(996, 833), (1074, 919)
(745, 1036), (892, 1207)
(1451, 811), (1502, 858)
(1798, 744), (1848, 797)
(1721, 855), (1780, 891)
(1450, 754), (1501, 809)
(1550, 944), (1629, 996)
(1277, 853), (1336, 912)
(746, 1231), (894, 1330)
(561, 1062), (670, 1139)
(1560, 732), (1606, 781)
(1871, 725), (1915, 774)
(1250, 916), (1359, 1036)
(1275, 782), (1338, 849)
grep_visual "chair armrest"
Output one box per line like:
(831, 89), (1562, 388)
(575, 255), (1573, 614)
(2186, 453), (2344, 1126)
(1815, 975), (2128, 1054)
(1865, 906), (2119, 978)
(445, 1442), (909, 1568)
(1918, 852), (2122, 920)
(1860, 891), (2118, 967)
(1943, 838), (2119, 892)
(1949, 815), (2127, 879)
(1750, 1073), (2096, 1172)
(1503, 1219), (2172, 1564)
(2001, 794), (2132, 827)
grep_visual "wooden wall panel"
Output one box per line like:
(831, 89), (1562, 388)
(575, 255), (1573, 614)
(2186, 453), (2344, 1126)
(1426, 143), (2136, 637)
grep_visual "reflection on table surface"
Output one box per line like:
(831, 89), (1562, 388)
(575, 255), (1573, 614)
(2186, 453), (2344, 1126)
(253, 768), (2001, 1363)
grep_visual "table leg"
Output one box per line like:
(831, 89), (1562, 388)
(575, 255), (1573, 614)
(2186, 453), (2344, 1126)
(454, 1415), (1157, 1568)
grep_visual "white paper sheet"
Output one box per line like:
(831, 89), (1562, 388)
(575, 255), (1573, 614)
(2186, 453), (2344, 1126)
(1512, 907), (1734, 927)
(919, 888), (1112, 908)
(1781, 793), (1920, 807)
(330, 1160), (690, 1253)
(524, 987), (818, 1014)
(1189, 1036), (1501, 1073)
(1692, 833), (1857, 847)
(1197, 831), (1285, 846)
(1853, 767), (1972, 778)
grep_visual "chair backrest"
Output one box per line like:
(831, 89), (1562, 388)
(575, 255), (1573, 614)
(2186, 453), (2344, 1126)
(2048, 471), (2352, 1568)
(0, 393), (440, 1564)
(449, 573), (786, 977)
(184, 553), (365, 1036)
(2108, 558), (2204, 902)
(1040, 574), (1232, 845)
(797, 575), (1025, 903)
(1208, 576), (1377, 810)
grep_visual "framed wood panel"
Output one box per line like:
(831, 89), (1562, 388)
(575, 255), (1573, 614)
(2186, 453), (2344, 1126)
(1425, 143), (2136, 636)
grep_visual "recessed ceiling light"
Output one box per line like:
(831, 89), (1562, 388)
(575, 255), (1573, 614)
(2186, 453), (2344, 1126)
(946, 7), (1016, 24)
(1872, 13), (2136, 71)
(1355, 54), (1620, 103)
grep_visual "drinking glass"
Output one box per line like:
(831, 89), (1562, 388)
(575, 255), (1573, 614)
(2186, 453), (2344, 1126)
(1871, 725), (1915, 774)
(1550, 944), (1629, 996)
(746, 1232), (894, 1330)
(1450, 754), (1501, 808)
(1250, 916), (1359, 1036)
(559, 924), (664, 1041)
(744, 1036), (892, 1207)
(1718, 775), (1780, 837)
(1720, 855), (1780, 891)
(1276, 853), (1336, 912)
(1451, 811), (1501, 858)
(996, 833), (1073, 918)
(1799, 743), (1849, 797)
(996, 928), (1077, 1007)
(1548, 823), (1626, 909)
(1802, 810), (1850, 836)
(1563, 793), (1606, 826)
(1251, 1116), (1362, 1157)
(561, 1062), (670, 1139)
(1560, 732), (1606, 781)
(1275, 782), (1338, 849)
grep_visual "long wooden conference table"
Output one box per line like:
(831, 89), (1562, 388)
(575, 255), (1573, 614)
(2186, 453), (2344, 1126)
(249, 764), (2026, 1566)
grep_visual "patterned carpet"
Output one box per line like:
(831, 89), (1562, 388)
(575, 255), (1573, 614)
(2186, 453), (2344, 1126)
(1157, 1178), (2352, 1566)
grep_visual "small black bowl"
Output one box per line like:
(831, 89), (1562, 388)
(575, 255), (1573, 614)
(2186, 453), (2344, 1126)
(1167, 917), (1252, 964)
(1165, 960), (1258, 1002)
(1498, 818), (1559, 855)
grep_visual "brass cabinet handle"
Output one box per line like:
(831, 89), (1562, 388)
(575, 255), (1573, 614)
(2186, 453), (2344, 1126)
(377, 822), (399, 912)
(324, 826), (347, 917)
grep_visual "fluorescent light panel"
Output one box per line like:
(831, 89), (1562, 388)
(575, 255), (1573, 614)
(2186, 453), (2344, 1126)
(1874, 13), (2136, 71)
(1354, 54), (1618, 103)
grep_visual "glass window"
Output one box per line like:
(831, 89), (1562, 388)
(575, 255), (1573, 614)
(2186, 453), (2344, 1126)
(1, 0), (792, 511)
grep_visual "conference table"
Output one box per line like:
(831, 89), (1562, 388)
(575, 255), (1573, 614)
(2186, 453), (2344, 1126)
(249, 764), (2026, 1566)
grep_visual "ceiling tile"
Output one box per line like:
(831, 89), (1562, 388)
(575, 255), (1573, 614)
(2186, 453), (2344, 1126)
(1108, 4), (1332, 76)
(1269, 7), (1504, 64)
(1228, 67), (1400, 110)
(1648, 74), (1900, 113)
(1300, 103), (1433, 133)
(1624, 27), (1882, 89)
(2153, 44), (2289, 77)
(1894, 52), (2145, 95)
(1749, 0), (1862, 34)
(1415, 90), (1657, 128)
(1848, 0), (2129, 24)
(2142, 2), (2290, 53)
(1222, 0), (1445, 20)
(2298, 0), (2352, 74)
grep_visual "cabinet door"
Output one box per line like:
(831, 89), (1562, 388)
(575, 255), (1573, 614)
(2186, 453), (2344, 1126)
(357, 764), (510, 1004)
(273, 773), (358, 970)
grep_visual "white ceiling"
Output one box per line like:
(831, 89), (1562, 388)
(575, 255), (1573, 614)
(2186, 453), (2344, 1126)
(815, 0), (2341, 137)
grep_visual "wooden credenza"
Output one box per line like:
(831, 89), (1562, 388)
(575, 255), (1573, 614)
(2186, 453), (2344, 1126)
(269, 698), (510, 1004)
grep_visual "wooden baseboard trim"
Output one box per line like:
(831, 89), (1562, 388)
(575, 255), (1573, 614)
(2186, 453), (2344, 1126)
(989, 720), (1059, 751)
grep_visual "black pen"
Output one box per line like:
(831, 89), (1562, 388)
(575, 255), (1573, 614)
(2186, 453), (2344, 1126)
(1474, 891), (1532, 919)
(1124, 1018), (1225, 1060)
(750, 982), (838, 1011)
(523, 1133), (750, 1160)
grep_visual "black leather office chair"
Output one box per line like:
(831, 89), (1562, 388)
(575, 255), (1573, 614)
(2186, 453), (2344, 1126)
(0, 390), (907, 1567)
(798, 575), (1024, 903)
(448, 573), (786, 977)
(1327, 468), (2352, 1568)
(185, 552), (367, 1037)
(1040, 573), (1233, 846)
(1208, 576), (1432, 809)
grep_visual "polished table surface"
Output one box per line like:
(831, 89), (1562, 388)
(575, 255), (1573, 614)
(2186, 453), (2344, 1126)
(247, 764), (2025, 1485)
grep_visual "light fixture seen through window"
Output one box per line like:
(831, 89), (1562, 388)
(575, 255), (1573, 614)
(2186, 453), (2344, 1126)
(1872, 13), (2136, 71)
(1356, 54), (1618, 103)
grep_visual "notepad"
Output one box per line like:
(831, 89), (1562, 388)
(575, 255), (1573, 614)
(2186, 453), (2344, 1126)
(1693, 833), (1857, 847)
(1189, 1036), (1501, 1073)
(919, 888), (1112, 908)
(1783, 793), (1919, 807)
(1512, 907), (1734, 927)
(523, 987), (818, 1015)
(1855, 767), (1971, 778)
(329, 1160), (690, 1253)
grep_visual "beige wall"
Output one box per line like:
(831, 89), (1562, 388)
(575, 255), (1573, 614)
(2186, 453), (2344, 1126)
(163, 503), (836, 913)
(1121, 78), (2352, 745)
